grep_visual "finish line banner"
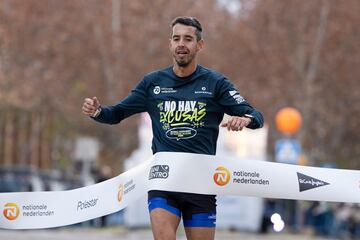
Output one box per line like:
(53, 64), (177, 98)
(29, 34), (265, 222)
(1, 152), (360, 229)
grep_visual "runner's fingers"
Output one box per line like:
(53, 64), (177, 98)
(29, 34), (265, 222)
(227, 118), (232, 131)
(220, 122), (228, 128)
(82, 103), (96, 115)
(230, 118), (238, 131)
(83, 102), (96, 111)
(222, 117), (248, 131)
(82, 107), (93, 114)
(82, 110), (92, 116)
(92, 97), (100, 108)
(229, 118), (237, 131)
(235, 117), (242, 131)
(239, 118), (248, 129)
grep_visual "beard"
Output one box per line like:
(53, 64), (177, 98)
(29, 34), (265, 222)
(174, 51), (196, 67)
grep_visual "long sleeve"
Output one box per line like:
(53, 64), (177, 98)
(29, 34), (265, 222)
(215, 78), (264, 129)
(92, 78), (148, 124)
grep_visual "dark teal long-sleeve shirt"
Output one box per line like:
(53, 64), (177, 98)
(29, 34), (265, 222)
(93, 65), (264, 155)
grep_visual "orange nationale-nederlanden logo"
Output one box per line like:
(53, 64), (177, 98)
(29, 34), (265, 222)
(117, 180), (136, 204)
(3, 203), (20, 221)
(213, 166), (231, 186)
(117, 183), (124, 203)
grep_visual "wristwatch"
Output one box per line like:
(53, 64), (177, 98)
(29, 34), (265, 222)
(92, 106), (102, 118)
(244, 114), (254, 125)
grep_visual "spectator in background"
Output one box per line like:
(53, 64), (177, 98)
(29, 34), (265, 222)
(95, 165), (112, 227)
(332, 203), (351, 238)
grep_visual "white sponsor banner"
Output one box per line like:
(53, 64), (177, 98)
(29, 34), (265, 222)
(1, 152), (360, 229)
(0, 161), (149, 229)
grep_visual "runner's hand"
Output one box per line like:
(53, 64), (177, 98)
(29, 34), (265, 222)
(220, 116), (251, 131)
(82, 97), (101, 117)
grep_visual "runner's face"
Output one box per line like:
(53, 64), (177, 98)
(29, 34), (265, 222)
(169, 24), (203, 67)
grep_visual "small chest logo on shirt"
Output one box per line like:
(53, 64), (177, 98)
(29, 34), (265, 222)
(195, 86), (212, 95)
(153, 86), (177, 95)
(153, 86), (161, 95)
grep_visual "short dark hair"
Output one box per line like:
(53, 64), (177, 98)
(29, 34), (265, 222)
(171, 16), (202, 41)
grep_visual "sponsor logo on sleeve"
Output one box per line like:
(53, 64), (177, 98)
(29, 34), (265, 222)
(297, 172), (330, 192)
(149, 165), (169, 180)
(229, 90), (238, 96)
(229, 90), (245, 104)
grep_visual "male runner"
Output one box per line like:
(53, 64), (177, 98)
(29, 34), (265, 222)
(82, 16), (263, 240)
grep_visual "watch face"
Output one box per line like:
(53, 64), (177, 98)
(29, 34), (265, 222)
(92, 107), (101, 117)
